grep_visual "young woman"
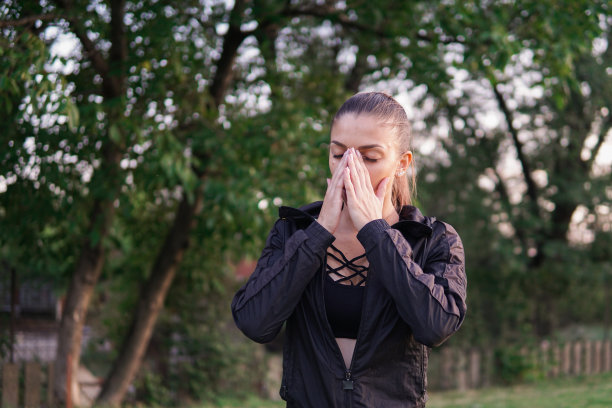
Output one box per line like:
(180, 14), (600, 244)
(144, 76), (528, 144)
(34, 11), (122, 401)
(232, 92), (467, 407)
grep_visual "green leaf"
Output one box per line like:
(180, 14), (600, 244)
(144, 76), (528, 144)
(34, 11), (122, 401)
(67, 101), (80, 130)
(109, 124), (121, 143)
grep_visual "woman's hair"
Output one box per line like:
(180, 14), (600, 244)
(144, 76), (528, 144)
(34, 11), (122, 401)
(331, 91), (416, 210)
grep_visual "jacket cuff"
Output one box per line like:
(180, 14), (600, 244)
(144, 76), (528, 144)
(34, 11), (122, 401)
(357, 219), (390, 250)
(304, 220), (336, 252)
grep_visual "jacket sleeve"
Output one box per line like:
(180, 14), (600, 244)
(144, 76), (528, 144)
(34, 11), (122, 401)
(357, 219), (467, 347)
(231, 219), (335, 343)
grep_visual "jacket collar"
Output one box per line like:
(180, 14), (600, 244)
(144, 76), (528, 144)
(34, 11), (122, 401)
(279, 201), (433, 238)
(394, 205), (435, 238)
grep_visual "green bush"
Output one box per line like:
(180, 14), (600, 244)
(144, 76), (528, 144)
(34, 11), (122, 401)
(494, 344), (544, 384)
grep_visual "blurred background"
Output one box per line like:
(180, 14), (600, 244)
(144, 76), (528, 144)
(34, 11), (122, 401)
(1, 0), (611, 407)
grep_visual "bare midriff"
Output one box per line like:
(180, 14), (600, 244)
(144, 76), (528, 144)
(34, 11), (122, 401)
(336, 337), (357, 368)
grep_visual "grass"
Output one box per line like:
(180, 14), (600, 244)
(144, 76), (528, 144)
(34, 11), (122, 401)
(198, 395), (284, 408)
(194, 372), (612, 407)
(427, 372), (612, 408)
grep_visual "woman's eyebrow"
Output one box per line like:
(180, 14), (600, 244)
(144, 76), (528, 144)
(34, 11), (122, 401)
(331, 141), (384, 150)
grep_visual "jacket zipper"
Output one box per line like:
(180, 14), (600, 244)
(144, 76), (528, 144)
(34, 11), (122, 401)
(321, 251), (370, 403)
(344, 369), (353, 408)
(344, 293), (366, 404)
(346, 264), (369, 384)
(343, 369), (353, 390)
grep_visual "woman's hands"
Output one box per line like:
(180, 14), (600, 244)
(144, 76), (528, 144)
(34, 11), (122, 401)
(344, 148), (390, 231)
(318, 148), (390, 234)
(317, 150), (349, 234)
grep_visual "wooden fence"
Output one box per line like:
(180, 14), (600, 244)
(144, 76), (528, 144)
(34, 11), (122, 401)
(428, 339), (612, 390)
(2, 340), (612, 406)
(1, 361), (55, 408)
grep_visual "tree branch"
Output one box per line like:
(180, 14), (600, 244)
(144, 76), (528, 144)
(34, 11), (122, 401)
(208, 0), (248, 108)
(277, 6), (463, 45)
(105, 0), (127, 98)
(0, 13), (58, 28)
(53, 0), (110, 81)
(344, 47), (368, 93)
(489, 166), (527, 248)
(492, 83), (540, 206)
(281, 6), (387, 36)
(490, 167), (513, 218)
(587, 115), (612, 171)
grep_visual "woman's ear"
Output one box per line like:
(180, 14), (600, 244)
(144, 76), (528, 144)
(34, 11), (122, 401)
(396, 151), (413, 176)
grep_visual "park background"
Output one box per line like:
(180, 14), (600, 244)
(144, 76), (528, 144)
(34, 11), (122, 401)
(1, 0), (611, 406)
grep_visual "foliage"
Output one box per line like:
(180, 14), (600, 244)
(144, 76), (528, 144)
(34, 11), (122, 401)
(1, 0), (611, 404)
(416, 3), (611, 343)
(493, 344), (540, 385)
(133, 371), (174, 408)
(148, 273), (266, 403)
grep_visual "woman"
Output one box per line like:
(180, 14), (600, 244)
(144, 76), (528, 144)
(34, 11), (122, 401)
(232, 92), (467, 407)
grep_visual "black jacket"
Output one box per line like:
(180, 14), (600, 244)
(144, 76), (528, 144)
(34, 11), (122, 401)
(232, 202), (467, 407)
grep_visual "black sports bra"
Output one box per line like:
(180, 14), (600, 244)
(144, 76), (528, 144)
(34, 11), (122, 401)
(324, 245), (368, 339)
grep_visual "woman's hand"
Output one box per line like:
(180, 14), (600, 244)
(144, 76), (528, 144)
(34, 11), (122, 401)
(344, 148), (390, 231)
(317, 150), (349, 234)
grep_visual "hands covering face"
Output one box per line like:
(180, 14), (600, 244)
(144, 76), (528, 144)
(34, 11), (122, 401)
(317, 148), (390, 234)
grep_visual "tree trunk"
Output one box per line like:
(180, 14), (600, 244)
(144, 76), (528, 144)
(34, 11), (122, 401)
(53, 0), (127, 402)
(604, 267), (611, 343)
(54, 144), (121, 403)
(54, 243), (105, 406)
(96, 186), (204, 406)
(97, 1), (248, 403)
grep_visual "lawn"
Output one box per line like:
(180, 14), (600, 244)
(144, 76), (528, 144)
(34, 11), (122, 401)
(426, 372), (612, 408)
(198, 372), (612, 407)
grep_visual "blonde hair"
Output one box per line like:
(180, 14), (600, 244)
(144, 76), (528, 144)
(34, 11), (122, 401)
(331, 92), (416, 211)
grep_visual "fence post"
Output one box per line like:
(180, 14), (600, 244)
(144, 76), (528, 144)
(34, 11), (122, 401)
(2, 363), (19, 408)
(427, 349), (440, 390)
(440, 347), (454, 390)
(48, 362), (56, 407)
(573, 341), (583, 376)
(539, 341), (549, 377)
(594, 341), (602, 374)
(483, 348), (494, 387)
(550, 343), (560, 378)
(24, 361), (42, 408)
(10, 266), (17, 364)
(456, 349), (467, 391)
(562, 342), (571, 375)
(468, 349), (481, 388)
(67, 353), (73, 408)
(605, 340), (612, 373)
(584, 341), (592, 375)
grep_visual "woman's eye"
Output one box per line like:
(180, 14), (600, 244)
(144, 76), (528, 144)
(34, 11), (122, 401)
(332, 153), (377, 162)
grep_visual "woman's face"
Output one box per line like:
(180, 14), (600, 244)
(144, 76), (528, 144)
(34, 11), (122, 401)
(329, 114), (411, 201)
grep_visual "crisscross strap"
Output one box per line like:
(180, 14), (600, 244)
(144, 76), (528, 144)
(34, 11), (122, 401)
(326, 244), (368, 286)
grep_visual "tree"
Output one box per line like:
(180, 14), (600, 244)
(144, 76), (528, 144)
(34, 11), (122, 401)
(1, 0), (609, 405)
(418, 1), (610, 341)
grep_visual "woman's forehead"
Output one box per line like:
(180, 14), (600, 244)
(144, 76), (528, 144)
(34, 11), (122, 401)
(330, 114), (396, 148)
